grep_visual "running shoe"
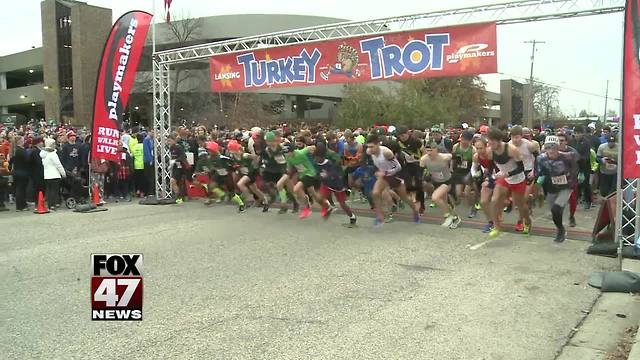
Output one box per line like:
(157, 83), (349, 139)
(413, 212), (421, 224)
(238, 204), (246, 213)
(321, 207), (328, 217)
(398, 201), (405, 210)
(442, 214), (454, 227)
(373, 217), (384, 228)
(429, 202), (436, 208)
(481, 222), (494, 233)
(503, 203), (512, 213)
(299, 207), (311, 219)
(554, 229), (566, 243)
(349, 215), (357, 225)
(262, 202), (270, 212)
(515, 222), (524, 232)
(175, 198), (183, 204)
(278, 207), (288, 214)
(569, 215), (576, 228)
(522, 224), (530, 235)
(488, 228), (501, 238)
(449, 216), (461, 229)
(385, 214), (395, 223)
(474, 203), (481, 210)
(419, 205), (426, 215)
(324, 207), (336, 220)
(467, 207), (478, 218)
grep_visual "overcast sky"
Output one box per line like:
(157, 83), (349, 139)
(1, 0), (624, 116)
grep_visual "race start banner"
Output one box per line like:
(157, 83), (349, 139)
(623, 0), (640, 179)
(91, 11), (152, 161)
(209, 22), (497, 92)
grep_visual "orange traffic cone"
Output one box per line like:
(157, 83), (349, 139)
(92, 184), (103, 206)
(34, 191), (49, 214)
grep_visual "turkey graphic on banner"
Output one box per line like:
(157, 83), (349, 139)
(91, 11), (152, 162)
(623, 0), (640, 179)
(209, 22), (497, 92)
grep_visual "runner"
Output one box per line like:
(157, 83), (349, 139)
(193, 141), (245, 212)
(366, 133), (420, 227)
(420, 141), (461, 229)
(535, 135), (579, 242)
(167, 134), (189, 204)
(397, 126), (426, 214)
(450, 130), (477, 218)
(314, 142), (357, 226)
(471, 136), (496, 232)
(342, 129), (363, 193)
(486, 127), (531, 237)
(260, 131), (290, 213)
(509, 126), (540, 231)
(556, 132), (580, 227)
(429, 126), (453, 153)
(228, 139), (266, 208)
(285, 143), (330, 219)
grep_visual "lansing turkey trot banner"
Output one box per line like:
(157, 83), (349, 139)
(91, 11), (152, 161)
(623, 0), (640, 179)
(209, 22), (497, 92)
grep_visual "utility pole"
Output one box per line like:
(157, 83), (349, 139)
(524, 40), (545, 129)
(603, 80), (609, 123)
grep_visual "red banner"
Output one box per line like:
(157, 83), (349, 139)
(209, 22), (497, 92)
(623, 0), (640, 178)
(91, 11), (152, 161)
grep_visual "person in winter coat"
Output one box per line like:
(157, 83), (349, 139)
(41, 138), (66, 210)
(29, 137), (45, 202)
(9, 136), (30, 211)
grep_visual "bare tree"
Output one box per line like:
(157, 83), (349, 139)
(533, 81), (560, 122)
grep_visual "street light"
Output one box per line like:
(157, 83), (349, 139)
(29, 69), (34, 74)
(31, 103), (36, 107)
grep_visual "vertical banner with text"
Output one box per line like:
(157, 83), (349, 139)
(623, 0), (640, 178)
(91, 11), (152, 162)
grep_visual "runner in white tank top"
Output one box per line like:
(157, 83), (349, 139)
(365, 133), (420, 226)
(509, 126), (541, 232)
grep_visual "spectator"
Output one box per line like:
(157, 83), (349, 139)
(9, 136), (30, 211)
(114, 144), (133, 201)
(0, 152), (9, 211)
(143, 130), (155, 197)
(597, 134), (618, 197)
(60, 130), (80, 175)
(41, 138), (66, 210)
(132, 133), (145, 197)
(29, 137), (45, 202)
(599, 126), (611, 144)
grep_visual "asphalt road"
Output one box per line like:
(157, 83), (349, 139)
(1, 202), (616, 359)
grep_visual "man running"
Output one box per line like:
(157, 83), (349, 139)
(420, 141), (461, 229)
(314, 142), (357, 226)
(260, 131), (291, 213)
(535, 135), (579, 242)
(367, 133), (420, 227)
(286, 143), (330, 219)
(450, 130), (477, 218)
(509, 125), (540, 231)
(228, 139), (266, 208)
(486, 127), (532, 237)
(397, 125), (426, 213)
(471, 136), (496, 233)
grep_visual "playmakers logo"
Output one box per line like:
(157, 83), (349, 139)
(446, 43), (495, 64)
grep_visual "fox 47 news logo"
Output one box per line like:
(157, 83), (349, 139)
(91, 254), (143, 321)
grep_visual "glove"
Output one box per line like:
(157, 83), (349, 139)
(536, 176), (545, 185)
(578, 172), (585, 184)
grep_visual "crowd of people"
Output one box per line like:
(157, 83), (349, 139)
(0, 120), (620, 242)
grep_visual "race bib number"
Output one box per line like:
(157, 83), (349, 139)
(551, 175), (568, 185)
(121, 153), (127, 160)
(295, 164), (306, 172)
(275, 155), (286, 164)
(216, 168), (228, 176)
(605, 163), (616, 170)
(458, 160), (468, 169)
(240, 166), (249, 175)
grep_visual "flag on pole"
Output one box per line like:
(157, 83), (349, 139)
(164, 0), (173, 23)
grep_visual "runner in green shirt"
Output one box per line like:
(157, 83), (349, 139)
(286, 144), (330, 219)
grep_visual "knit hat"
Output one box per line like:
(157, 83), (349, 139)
(44, 138), (56, 149)
(264, 131), (276, 142)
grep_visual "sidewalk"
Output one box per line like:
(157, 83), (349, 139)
(556, 258), (640, 360)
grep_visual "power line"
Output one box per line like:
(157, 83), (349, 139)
(496, 72), (622, 101)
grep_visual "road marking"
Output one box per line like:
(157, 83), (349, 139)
(469, 240), (492, 250)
